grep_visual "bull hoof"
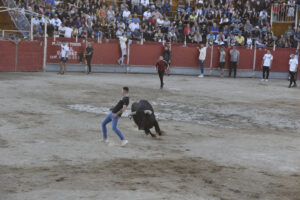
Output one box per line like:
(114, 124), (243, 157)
(158, 131), (166, 136)
(150, 134), (157, 138)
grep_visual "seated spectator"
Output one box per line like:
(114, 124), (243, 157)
(210, 23), (219, 37)
(193, 31), (202, 44)
(129, 20), (140, 32)
(244, 20), (253, 34)
(143, 8), (152, 21)
(132, 13), (141, 24)
(206, 31), (216, 42)
(141, 0), (150, 10)
(152, 9), (163, 21)
(163, 0), (171, 16)
(50, 14), (62, 30)
(216, 32), (226, 43)
(168, 29), (177, 42)
(122, 7), (131, 23)
(277, 35), (286, 48)
(177, 0), (185, 13)
(235, 33), (245, 46)
(156, 16), (165, 26)
(219, 14), (229, 27)
(246, 36), (253, 49)
(255, 39), (265, 47)
(154, 28), (163, 42)
(107, 6), (116, 21)
(132, 29), (142, 40)
(285, 25), (295, 39)
(131, 0), (142, 15)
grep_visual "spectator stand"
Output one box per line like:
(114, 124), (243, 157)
(1, 0), (30, 38)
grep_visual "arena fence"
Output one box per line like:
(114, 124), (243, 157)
(0, 38), (299, 80)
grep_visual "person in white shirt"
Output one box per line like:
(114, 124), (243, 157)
(50, 15), (62, 30)
(197, 43), (207, 77)
(122, 7), (131, 23)
(261, 50), (273, 82)
(288, 54), (298, 88)
(59, 41), (69, 74)
(141, 0), (149, 8)
(32, 16), (40, 26)
(143, 8), (152, 21)
(117, 34), (128, 65)
(129, 20), (140, 32)
(59, 24), (73, 38)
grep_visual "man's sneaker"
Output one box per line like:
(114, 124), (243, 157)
(261, 79), (265, 82)
(100, 138), (109, 143)
(121, 140), (128, 146)
(117, 60), (121, 65)
(265, 79), (268, 82)
(198, 74), (204, 78)
(293, 84), (297, 87)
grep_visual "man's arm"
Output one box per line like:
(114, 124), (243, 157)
(112, 105), (128, 118)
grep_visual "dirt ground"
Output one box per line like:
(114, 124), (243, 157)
(0, 72), (300, 200)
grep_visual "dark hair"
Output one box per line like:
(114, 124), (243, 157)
(123, 87), (129, 92)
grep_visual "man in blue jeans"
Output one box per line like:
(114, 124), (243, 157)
(101, 87), (129, 146)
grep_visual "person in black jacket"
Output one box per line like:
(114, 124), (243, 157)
(163, 45), (171, 75)
(85, 43), (94, 74)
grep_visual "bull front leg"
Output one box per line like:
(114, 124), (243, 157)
(154, 120), (163, 136)
(145, 128), (156, 137)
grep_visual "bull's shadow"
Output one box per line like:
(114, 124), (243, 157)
(130, 100), (165, 138)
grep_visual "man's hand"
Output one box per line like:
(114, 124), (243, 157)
(112, 114), (118, 118)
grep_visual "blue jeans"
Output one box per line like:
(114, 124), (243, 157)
(101, 112), (125, 140)
(199, 60), (204, 74)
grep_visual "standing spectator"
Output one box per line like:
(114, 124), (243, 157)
(156, 56), (169, 89)
(288, 54), (298, 88)
(85, 43), (94, 74)
(197, 43), (207, 78)
(117, 34), (128, 65)
(163, 45), (172, 72)
(229, 46), (240, 78)
(59, 41), (69, 75)
(219, 46), (226, 78)
(261, 50), (273, 82)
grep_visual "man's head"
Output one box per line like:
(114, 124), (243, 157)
(88, 43), (92, 47)
(159, 56), (163, 60)
(233, 46), (236, 50)
(267, 50), (271, 54)
(122, 87), (129, 95)
(200, 43), (204, 48)
(291, 54), (295, 59)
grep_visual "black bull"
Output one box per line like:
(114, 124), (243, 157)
(130, 100), (163, 137)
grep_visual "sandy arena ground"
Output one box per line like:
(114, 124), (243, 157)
(0, 72), (300, 200)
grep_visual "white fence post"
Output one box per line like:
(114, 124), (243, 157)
(43, 18), (47, 72)
(252, 46), (257, 78)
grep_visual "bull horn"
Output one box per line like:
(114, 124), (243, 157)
(144, 110), (152, 115)
(130, 111), (136, 116)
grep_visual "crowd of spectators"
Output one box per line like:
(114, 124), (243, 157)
(14, 0), (299, 48)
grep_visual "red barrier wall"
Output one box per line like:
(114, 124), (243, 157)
(45, 38), (296, 75)
(1, 38), (298, 76)
(0, 41), (16, 71)
(17, 41), (43, 71)
(0, 40), (43, 72)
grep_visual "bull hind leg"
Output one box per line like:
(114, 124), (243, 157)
(145, 128), (156, 137)
(154, 120), (164, 136)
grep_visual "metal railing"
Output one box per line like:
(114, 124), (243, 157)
(271, 3), (297, 23)
(1, 0), (30, 38)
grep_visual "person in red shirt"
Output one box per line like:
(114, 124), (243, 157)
(156, 56), (169, 89)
